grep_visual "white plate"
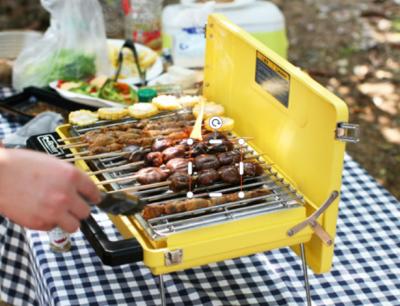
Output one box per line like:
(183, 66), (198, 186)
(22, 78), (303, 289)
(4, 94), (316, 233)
(49, 81), (132, 109)
(180, 0), (255, 9)
(107, 39), (163, 85)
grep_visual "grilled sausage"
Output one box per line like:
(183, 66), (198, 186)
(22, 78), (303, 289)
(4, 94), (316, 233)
(136, 167), (169, 185)
(197, 169), (220, 186)
(218, 165), (240, 184)
(194, 154), (220, 171)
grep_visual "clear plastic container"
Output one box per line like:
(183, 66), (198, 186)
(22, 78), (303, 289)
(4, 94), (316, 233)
(124, 0), (163, 52)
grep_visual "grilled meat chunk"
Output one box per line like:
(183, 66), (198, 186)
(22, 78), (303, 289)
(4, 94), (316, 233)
(218, 165), (240, 184)
(194, 154), (220, 171)
(162, 145), (186, 162)
(168, 172), (195, 192)
(145, 152), (164, 167)
(152, 138), (175, 152)
(166, 158), (189, 173)
(141, 187), (272, 220)
(243, 162), (264, 177)
(136, 167), (169, 185)
(197, 169), (220, 186)
(217, 151), (241, 166)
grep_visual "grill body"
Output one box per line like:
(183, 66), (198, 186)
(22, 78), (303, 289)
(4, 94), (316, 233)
(56, 14), (349, 275)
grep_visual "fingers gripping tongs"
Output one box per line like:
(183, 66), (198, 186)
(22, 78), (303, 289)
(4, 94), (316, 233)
(96, 192), (146, 216)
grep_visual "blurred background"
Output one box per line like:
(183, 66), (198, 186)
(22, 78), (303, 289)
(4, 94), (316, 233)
(0, 0), (399, 199)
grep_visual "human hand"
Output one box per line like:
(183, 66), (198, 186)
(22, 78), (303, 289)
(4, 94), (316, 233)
(0, 149), (101, 233)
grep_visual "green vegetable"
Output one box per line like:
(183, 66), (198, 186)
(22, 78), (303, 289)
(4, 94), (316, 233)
(27, 49), (96, 86)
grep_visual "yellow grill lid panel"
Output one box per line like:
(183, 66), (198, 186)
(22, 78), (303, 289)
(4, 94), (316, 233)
(203, 14), (349, 273)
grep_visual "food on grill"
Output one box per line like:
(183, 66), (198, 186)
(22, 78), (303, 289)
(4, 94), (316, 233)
(218, 165), (241, 184)
(217, 151), (241, 166)
(136, 167), (169, 185)
(169, 172), (195, 192)
(203, 132), (228, 141)
(197, 169), (220, 186)
(123, 145), (146, 162)
(162, 145), (186, 162)
(205, 116), (235, 132)
(243, 162), (264, 177)
(141, 187), (272, 220)
(152, 95), (182, 111)
(97, 107), (128, 120)
(206, 140), (234, 153)
(128, 103), (159, 119)
(145, 152), (164, 167)
(152, 138), (176, 152)
(69, 110), (99, 126)
(193, 102), (225, 118)
(178, 95), (205, 108)
(166, 158), (189, 173)
(194, 154), (220, 171)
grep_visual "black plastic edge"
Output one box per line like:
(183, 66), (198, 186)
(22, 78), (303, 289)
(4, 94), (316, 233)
(80, 216), (143, 266)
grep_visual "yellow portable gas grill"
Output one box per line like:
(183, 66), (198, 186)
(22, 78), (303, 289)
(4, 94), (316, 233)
(48, 14), (359, 306)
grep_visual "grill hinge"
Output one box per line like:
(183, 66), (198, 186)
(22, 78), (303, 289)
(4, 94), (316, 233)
(287, 191), (339, 246)
(165, 249), (183, 266)
(335, 122), (360, 143)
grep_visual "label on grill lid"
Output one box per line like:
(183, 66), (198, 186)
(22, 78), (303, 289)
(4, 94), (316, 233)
(255, 51), (290, 108)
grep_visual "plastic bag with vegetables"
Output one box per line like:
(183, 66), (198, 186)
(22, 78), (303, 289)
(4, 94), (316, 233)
(12, 0), (110, 90)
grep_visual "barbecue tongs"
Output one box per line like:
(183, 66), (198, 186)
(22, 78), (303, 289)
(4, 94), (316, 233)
(96, 192), (146, 216)
(114, 39), (147, 86)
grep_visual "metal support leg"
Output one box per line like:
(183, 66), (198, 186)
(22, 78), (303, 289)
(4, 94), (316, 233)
(300, 244), (312, 306)
(159, 274), (166, 306)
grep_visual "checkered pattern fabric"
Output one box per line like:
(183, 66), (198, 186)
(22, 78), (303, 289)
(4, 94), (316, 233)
(1, 87), (399, 306)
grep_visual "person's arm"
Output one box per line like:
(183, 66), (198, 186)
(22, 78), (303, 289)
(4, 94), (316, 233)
(0, 148), (101, 233)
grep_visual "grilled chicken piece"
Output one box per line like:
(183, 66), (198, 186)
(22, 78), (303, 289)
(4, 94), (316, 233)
(145, 152), (164, 167)
(197, 169), (220, 186)
(152, 138), (175, 152)
(217, 151), (241, 166)
(136, 167), (169, 185)
(166, 158), (189, 173)
(243, 162), (264, 177)
(162, 145), (186, 162)
(168, 172), (195, 192)
(207, 140), (234, 153)
(89, 143), (123, 154)
(194, 154), (220, 171)
(218, 165), (240, 184)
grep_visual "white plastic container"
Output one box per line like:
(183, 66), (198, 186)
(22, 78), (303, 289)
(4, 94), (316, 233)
(162, 0), (288, 68)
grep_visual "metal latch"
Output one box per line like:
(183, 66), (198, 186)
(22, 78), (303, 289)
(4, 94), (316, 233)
(287, 191), (339, 246)
(165, 249), (183, 266)
(335, 122), (360, 143)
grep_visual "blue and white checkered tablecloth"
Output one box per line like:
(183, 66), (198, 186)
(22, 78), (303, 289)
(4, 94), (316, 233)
(1, 87), (399, 306)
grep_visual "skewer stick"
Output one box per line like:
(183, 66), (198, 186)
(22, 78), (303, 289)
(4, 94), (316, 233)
(62, 151), (129, 163)
(86, 161), (144, 176)
(59, 143), (87, 150)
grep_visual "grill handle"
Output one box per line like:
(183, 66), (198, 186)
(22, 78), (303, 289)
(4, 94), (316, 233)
(80, 216), (143, 266)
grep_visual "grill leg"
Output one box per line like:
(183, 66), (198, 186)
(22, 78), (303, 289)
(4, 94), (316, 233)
(300, 244), (312, 306)
(159, 274), (166, 306)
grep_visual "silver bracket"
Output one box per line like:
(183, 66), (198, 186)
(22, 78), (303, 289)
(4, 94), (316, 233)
(335, 122), (360, 143)
(287, 191), (339, 246)
(164, 249), (183, 266)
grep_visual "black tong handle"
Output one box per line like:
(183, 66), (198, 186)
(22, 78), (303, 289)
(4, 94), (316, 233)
(114, 39), (147, 86)
(80, 216), (143, 266)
